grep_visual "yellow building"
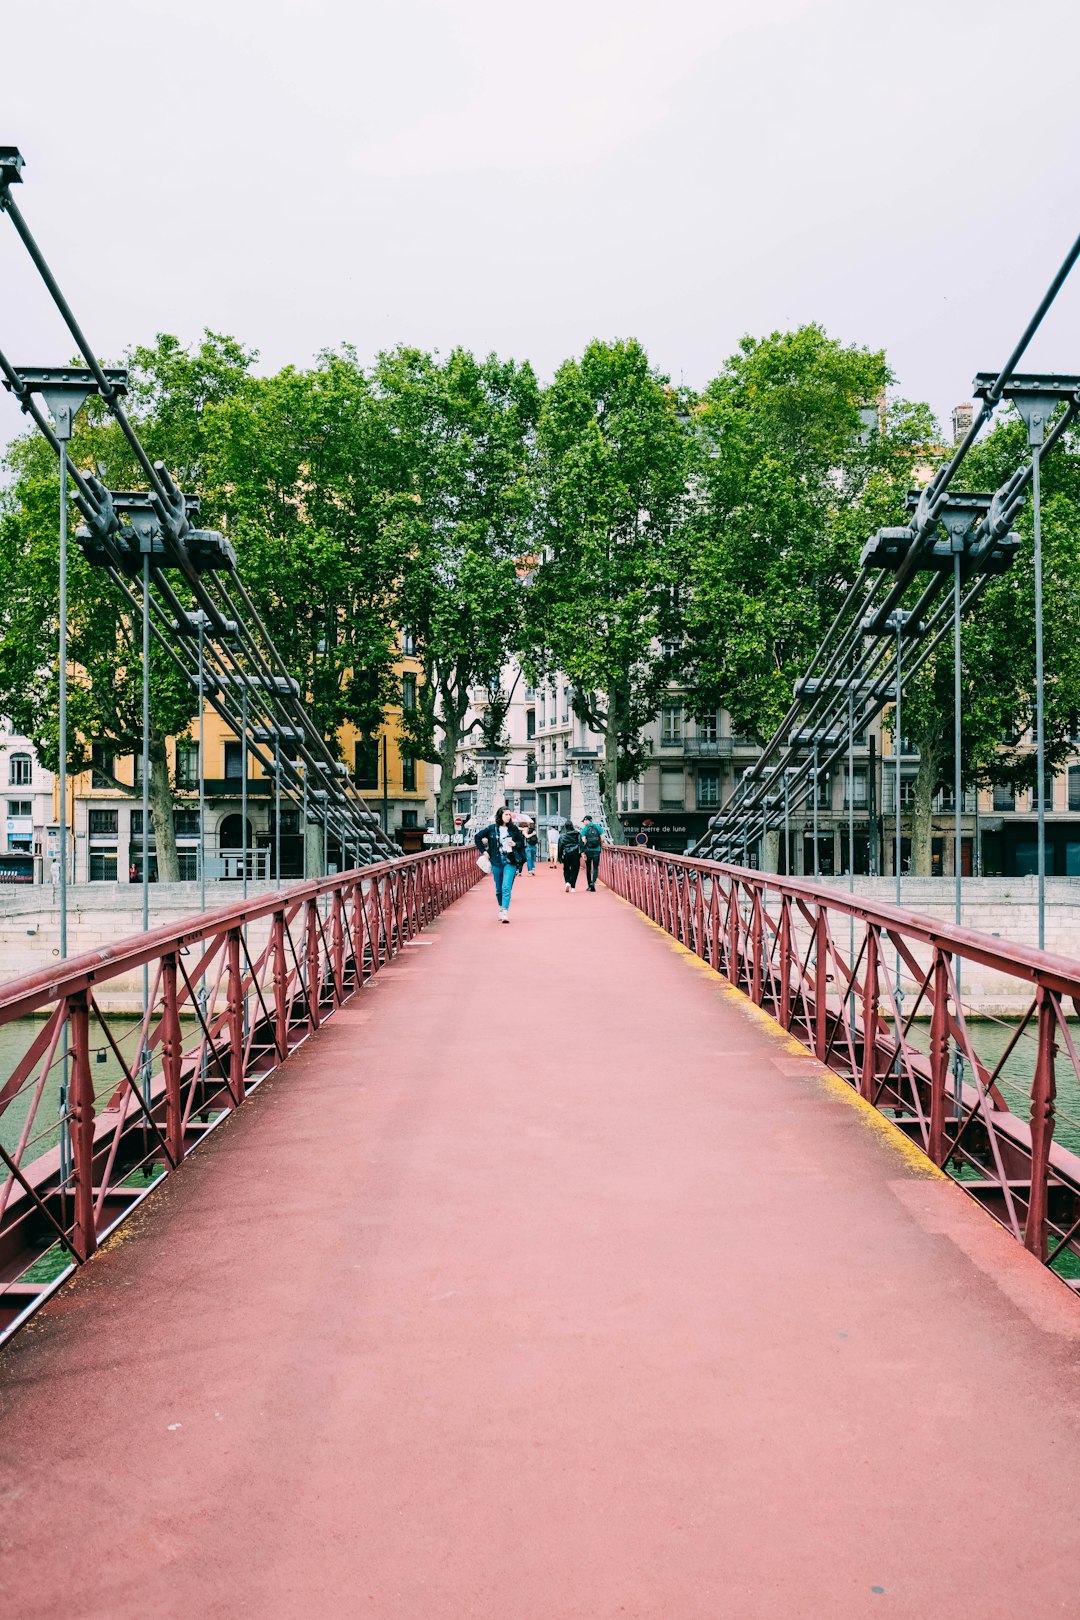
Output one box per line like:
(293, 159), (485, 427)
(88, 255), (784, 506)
(65, 637), (431, 882)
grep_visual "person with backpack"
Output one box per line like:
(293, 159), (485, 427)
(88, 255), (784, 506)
(558, 820), (582, 892)
(581, 815), (604, 891)
(523, 819), (539, 875)
(474, 806), (527, 922)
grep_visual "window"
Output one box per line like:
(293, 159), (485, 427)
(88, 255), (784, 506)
(401, 673), (417, 712)
(844, 769), (867, 810)
(526, 752), (536, 784)
(815, 771), (831, 810)
(175, 743), (198, 788)
(130, 810), (155, 841)
(698, 712), (719, 744)
(8, 753), (31, 787)
(660, 767), (684, 809)
(1034, 773), (1056, 811)
(401, 755), (417, 792)
(91, 745), (112, 788)
(224, 741), (244, 781)
(539, 691), (546, 728)
(526, 708), (536, 740)
(401, 809), (418, 829)
(354, 738), (379, 789)
(88, 808), (118, 836)
(993, 782), (1015, 812)
(661, 703), (683, 745)
(173, 809), (200, 837)
(89, 849), (117, 882)
(698, 769), (720, 808)
(177, 850), (198, 882)
(401, 628), (416, 657)
(1069, 765), (1080, 813)
(561, 688), (569, 724)
(277, 806), (301, 835)
(7, 799), (31, 818)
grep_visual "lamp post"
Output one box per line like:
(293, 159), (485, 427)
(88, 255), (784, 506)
(0, 368), (124, 949)
(972, 373), (1080, 947)
(812, 741), (820, 879)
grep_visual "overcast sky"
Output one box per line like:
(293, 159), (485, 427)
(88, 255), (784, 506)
(3, 0), (1079, 450)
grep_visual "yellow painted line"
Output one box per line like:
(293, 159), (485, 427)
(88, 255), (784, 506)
(611, 886), (944, 1180)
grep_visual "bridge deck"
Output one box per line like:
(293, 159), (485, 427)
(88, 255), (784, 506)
(2, 868), (1080, 1617)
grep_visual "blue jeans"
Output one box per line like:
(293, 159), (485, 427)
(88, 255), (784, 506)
(490, 860), (518, 910)
(525, 843), (537, 873)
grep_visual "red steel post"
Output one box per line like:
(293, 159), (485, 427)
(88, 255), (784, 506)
(813, 907), (828, 1061)
(306, 899), (321, 1030)
(67, 991), (96, 1260)
(860, 927), (879, 1101)
(1026, 985), (1058, 1260)
(272, 909), (288, 1061)
(928, 949), (949, 1166)
(727, 884), (740, 987)
(750, 890), (764, 1006)
(330, 892), (345, 1004)
(161, 952), (184, 1165)
(227, 927), (245, 1106)
(778, 898), (792, 1031)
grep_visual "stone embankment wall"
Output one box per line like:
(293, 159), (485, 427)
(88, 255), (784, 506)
(0, 882), (307, 1012)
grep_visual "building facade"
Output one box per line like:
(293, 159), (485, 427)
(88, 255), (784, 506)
(445, 659), (1080, 872)
(0, 724), (56, 885)
(45, 635), (434, 884)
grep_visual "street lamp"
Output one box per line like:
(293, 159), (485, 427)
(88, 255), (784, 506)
(974, 372), (1080, 949)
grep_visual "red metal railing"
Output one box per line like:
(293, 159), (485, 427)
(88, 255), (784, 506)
(0, 849), (480, 1342)
(603, 846), (1080, 1290)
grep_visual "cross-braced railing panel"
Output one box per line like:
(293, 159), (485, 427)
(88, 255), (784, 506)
(603, 847), (1080, 1290)
(0, 850), (480, 1343)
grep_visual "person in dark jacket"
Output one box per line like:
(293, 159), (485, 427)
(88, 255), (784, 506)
(558, 820), (582, 892)
(474, 806), (527, 922)
(581, 814), (604, 891)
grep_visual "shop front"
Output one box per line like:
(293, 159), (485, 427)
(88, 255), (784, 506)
(619, 813), (712, 854)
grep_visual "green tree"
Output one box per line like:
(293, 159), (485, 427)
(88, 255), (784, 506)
(204, 347), (405, 753)
(370, 347), (540, 832)
(527, 338), (692, 840)
(0, 333), (254, 880)
(900, 413), (1080, 872)
(683, 325), (936, 740)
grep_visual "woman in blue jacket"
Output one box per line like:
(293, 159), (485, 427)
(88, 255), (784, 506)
(474, 807), (527, 922)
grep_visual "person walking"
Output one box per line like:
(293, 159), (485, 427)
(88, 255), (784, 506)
(581, 814), (604, 892)
(558, 820), (582, 892)
(546, 822), (560, 867)
(474, 806), (526, 922)
(523, 819), (539, 875)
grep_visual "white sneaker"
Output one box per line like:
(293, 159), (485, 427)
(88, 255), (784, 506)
(501, 911), (510, 923)
(564, 881), (570, 892)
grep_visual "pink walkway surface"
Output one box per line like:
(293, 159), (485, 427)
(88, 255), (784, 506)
(2, 868), (1080, 1618)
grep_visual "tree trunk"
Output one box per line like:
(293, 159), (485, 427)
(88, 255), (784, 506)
(436, 728), (460, 834)
(602, 687), (625, 845)
(911, 729), (943, 877)
(149, 737), (180, 884)
(435, 694), (470, 834)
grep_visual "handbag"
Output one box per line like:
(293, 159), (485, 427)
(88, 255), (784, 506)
(477, 851), (492, 874)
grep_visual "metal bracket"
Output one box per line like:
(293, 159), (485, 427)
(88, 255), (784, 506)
(973, 371), (1080, 449)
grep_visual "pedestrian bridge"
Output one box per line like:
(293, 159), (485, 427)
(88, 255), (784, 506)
(2, 849), (1080, 1617)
